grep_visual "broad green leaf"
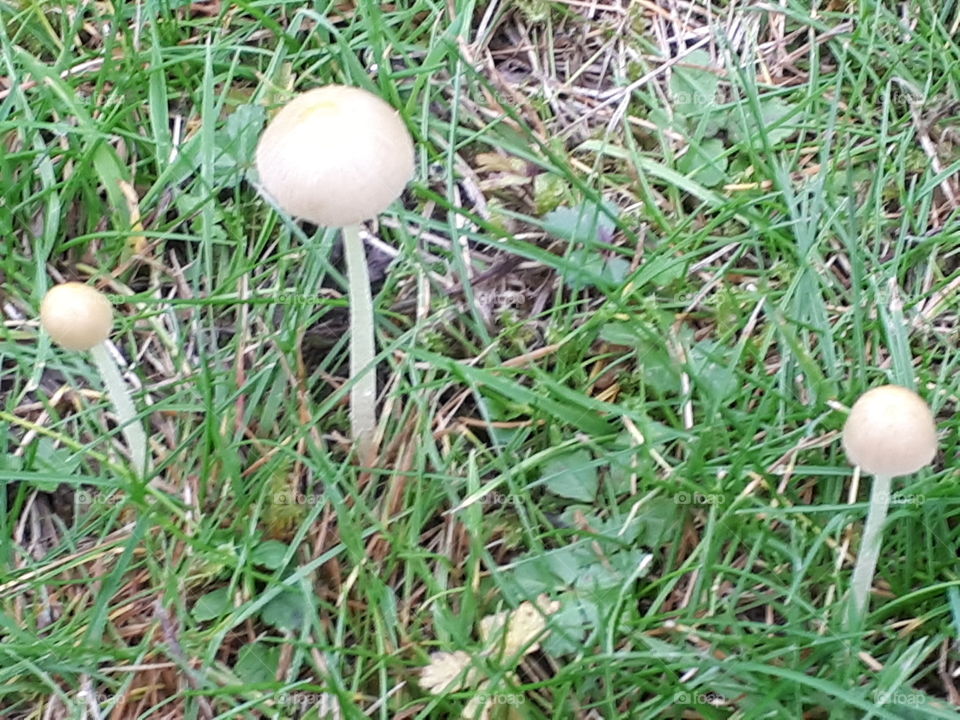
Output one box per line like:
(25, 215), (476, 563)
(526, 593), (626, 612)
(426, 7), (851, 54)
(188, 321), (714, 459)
(214, 104), (266, 183)
(727, 96), (801, 146)
(636, 342), (682, 395)
(599, 322), (636, 346)
(251, 540), (289, 570)
(669, 49), (720, 118)
(602, 256), (632, 284)
(192, 587), (231, 622)
(542, 449), (598, 502)
(575, 548), (650, 591)
(634, 496), (679, 546)
(539, 592), (588, 655)
(677, 138), (728, 188)
(689, 340), (737, 400)
(543, 547), (585, 585)
(500, 557), (557, 598)
(563, 247), (606, 290)
(541, 201), (618, 245)
(261, 589), (309, 630)
(235, 642), (280, 684)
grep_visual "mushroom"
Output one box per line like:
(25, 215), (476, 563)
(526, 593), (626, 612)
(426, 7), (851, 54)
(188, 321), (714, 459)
(40, 282), (149, 477)
(255, 85), (414, 463)
(841, 384), (937, 627)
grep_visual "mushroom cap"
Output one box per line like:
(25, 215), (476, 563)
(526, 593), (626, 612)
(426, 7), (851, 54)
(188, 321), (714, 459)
(255, 85), (414, 227)
(841, 385), (937, 477)
(40, 282), (114, 351)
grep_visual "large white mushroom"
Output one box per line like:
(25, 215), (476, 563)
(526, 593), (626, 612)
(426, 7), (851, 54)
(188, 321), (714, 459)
(255, 85), (414, 227)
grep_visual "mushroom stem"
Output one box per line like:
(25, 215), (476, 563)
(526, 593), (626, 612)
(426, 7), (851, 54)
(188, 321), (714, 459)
(342, 223), (377, 464)
(90, 342), (149, 477)
(846, 472), (892, 629)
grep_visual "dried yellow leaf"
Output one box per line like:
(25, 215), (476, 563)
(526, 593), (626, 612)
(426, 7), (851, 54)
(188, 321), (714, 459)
(479, 594), (560, 662)
(463, 676), (524, 720)
(419, 650), (482, 695)
(462, 679), (493, 720)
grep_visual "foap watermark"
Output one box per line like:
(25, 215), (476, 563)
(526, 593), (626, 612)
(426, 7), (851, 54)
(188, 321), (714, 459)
(475, 692), (524, 707)
(481, 492), (520, 506)
(277, 691), (335, 709)
(275, 293), (324, 307)
(475, 289), (535, 307)
(666, 90), (723, 108)
(76, 490), (126, 507)
(674, 491), (725, 506)
(483, 87), (549, 108)
(675, 690), (726, 706)
(272, 492), (323, 506)
(872, 689), (926, 706)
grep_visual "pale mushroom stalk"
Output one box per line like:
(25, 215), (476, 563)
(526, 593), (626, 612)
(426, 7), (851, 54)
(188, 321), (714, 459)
(846, 472), (891, 626)
(40, 282), (150, 478)
(840, 384), (937, 631)
(341, 223), (376, 462)
(89, 343), (149, 477)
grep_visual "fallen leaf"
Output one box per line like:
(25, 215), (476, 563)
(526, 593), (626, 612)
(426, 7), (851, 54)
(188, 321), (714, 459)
(479, 594), (560, 662)
(420, 650), (482, 695)
(463, 676), (524, 720)
(462, 679), (493, 720)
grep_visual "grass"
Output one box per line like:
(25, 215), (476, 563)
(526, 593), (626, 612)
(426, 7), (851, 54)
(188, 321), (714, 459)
(0, 0), (959, 718)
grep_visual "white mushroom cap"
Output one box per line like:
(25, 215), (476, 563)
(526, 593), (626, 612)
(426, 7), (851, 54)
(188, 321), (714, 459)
(255, 85), (414, 227)
(841, 385), (937, 477)
(40, 282), (114, 351)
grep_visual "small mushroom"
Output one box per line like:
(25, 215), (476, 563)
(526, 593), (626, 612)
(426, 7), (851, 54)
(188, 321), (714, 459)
(255, 85), (414, 464)
(841, 384), (937, 627)
(40, 282), (114, 352)
(40, 282), (149, 477)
